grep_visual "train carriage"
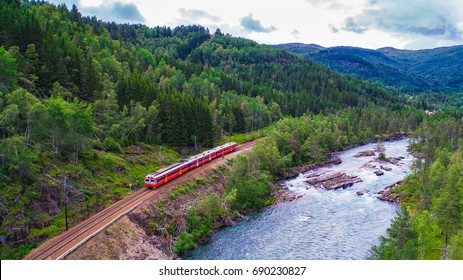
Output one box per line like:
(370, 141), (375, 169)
(144, 142), (237, 188)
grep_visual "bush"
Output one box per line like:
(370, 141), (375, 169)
(174, 232), (196, 255)
(226, 155), (272, 211)
(378, 152), (387, 160)
(174, 207), (213, 256)
(199, 194), (224, 219)
(103, 137), (121, 151)
(210, 175), (218, 183)
(169, 182), (198, 200)
(195, 177), (208, 185)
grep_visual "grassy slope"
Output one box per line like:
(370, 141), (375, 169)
(0, 143), (181, 259)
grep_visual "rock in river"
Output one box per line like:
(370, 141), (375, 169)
(380, 165), (392, 171)
(306, 172), (363, 190)
(353, 150), (375, 158)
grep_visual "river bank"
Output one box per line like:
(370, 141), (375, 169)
(189, 138), (413, 260)
(63, 138), (412, 260)
(276, 132), (409, 181)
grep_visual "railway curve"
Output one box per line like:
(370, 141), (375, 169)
(24, 141), (255, 260)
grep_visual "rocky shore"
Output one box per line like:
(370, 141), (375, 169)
(275, 157), (342, 181)
(377, 180), (405, 203)
(305, 171), (363, 190)
(271, 185), (303, 204)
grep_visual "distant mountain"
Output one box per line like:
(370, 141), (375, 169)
(273, 43), (463, 93)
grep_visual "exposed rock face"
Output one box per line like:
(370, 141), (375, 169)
(306, 172), (363, 190)
(36, 185), (61, 215)
(375, 156), (404, 166)
(354, 150), (375, 158)
(374, 170), (384, 176)
(380, 165), (392, 171)
(272, 186), (302, 204)
(377, 180), (404, 203)
(356, 190), (366, 195)
(64, 216), (171, 260)
(2, 212), (30, 244)
(275, 157), (342, 181)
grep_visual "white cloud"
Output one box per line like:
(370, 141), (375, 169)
(291, 29), (300, 39)
(50, 0), (145, 23)
(240, 14), (277, 33)
(178, 8), (221, 23)
(340, 0), (463, 48)
(46, 0), (463, 49)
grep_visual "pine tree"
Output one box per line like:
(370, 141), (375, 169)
(370, 209), (419, 260)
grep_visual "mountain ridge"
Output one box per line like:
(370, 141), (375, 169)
(273, 43), (463, 93)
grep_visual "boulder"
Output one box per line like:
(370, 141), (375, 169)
(380, 165), (392, 171)
(307, 172), (363, 190)
(377, 180), (405, 203)
(354, 150), (375, 158)
(278, 157), (342, 180)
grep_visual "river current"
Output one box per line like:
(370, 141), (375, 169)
(189, 139), (413, 260)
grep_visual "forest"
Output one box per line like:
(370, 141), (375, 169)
(370, 114), (463, 259)
(0, 0), (462, 259)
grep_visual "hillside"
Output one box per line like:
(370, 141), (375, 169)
(0, 0), (412, 259)
(274, 43), (463, 93)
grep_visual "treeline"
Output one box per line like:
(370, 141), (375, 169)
(173, 106), (425, 256)
(371, 113), (463, 259)
(0, 0), (428, 259)
(252, 106), (422, 168)
(0, 0), (416, 153)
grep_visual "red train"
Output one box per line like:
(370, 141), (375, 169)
(144, 142), (237, 188)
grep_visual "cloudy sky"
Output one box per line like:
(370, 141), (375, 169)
(49, 0), (463, 50)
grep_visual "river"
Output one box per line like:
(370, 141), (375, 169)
(189, 139), (414, 260)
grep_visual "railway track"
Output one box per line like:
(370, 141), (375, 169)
(24, 141), (256, 260)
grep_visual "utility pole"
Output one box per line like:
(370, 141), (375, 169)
(159, 146), (162, 163)
(63, 176), (69, 231)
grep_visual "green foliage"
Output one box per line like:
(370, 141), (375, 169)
(226, 155), (272, 211)
(195, 177), (208, 185)
(378, 130), (463, 259)
(413, 210), (442, 259)
(0, 244), (36, 260)
(174, 206), (214, 256)
(0, 46), (18, 90)
(169, 181), (199, 200)
(370, 209), (419, 260)
(276, 44), (463, 93)
(198, 193), (224, 219)
(174, 232), (196, 255)
(250, 106), (421, 170)
(210, 175), (218, 183)
(448, 230), (463, 260)
(0, 0), (439, 259)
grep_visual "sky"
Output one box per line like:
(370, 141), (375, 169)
(48, 0), (463, 50)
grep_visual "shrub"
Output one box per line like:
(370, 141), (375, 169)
(174, 232), (196, 255)
(210, 175), (218, 183)
(195, 177), (208, 185)
(103, 137), (121, 151)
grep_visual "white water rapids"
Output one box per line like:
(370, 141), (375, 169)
(189, 139), (413, 260)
